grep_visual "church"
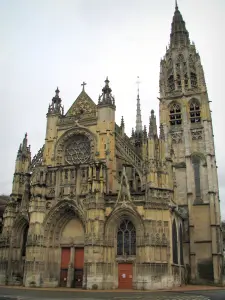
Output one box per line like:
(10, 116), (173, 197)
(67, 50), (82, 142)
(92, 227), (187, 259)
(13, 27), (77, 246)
(0, 2), (223, 290)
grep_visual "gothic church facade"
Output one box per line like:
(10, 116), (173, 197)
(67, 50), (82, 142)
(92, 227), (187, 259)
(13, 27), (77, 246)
(0, 3), (223, 289)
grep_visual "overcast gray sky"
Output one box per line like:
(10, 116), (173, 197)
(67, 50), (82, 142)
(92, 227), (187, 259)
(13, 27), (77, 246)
(0, 0), (224, 217)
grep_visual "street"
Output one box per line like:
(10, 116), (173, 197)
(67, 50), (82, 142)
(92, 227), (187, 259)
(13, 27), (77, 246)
(0, 287), (225, 300)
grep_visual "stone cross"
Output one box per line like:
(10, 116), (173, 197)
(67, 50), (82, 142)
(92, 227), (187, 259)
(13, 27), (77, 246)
(81, 82), (87, 91)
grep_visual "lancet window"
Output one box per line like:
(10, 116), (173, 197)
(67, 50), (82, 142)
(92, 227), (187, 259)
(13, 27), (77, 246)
(168, 75), (175, 92)
(117, 219), (136, 256)
(21, 225), (29, 257)
(189, 100), (201, 123)
(179, 225), (184, 265)
(192, 155), (201, 199)
(177, 74), (182, 89)
(191, 72), (197, 88)
(172, 220), (178, 264)
(169, 103), (182, 126)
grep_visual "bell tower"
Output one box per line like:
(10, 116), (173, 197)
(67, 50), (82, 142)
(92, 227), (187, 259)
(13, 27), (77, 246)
(159, 2), (223, 284)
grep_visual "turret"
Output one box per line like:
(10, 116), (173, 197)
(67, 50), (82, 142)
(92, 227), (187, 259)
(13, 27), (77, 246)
(44, 87), (64, 165)
(12, 133), (31, 202)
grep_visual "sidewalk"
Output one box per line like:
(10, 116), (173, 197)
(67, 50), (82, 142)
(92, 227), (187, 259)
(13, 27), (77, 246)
(0, 284), (224, 293)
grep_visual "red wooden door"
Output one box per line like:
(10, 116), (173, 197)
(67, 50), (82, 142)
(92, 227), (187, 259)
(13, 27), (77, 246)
(61, 247), (70, 268)
(118, 263), (133, 289)
(74, 248), (84, 269)
(60, 248), (70, 286)
(73, 248), (84, 288)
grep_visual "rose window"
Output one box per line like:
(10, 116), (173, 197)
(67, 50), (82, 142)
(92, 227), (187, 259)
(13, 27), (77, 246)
(65, 135), (91, 165)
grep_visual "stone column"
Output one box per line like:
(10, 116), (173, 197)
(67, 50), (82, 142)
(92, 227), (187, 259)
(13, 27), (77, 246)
(67, 247), (75, 287)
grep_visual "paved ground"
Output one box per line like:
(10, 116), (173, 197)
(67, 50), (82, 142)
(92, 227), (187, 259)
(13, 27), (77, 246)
(0, 286), (225, 300)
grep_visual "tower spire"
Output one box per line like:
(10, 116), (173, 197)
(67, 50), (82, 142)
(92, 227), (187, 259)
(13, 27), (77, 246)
(170, 2), (190, 48)
(135, 76), (142, 133)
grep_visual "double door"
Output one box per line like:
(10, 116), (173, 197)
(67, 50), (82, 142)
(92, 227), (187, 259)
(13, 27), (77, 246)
(60, 247), (84, 288)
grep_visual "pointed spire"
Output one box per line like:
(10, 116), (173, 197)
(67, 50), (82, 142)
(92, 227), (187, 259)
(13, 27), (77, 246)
(48, 87), (63, 115)
(121, 116), (124, 128)
(135, 76), (142, 133)
(98, 77), (115, 108)
(170, 2), (190, 48)
(17, 133), (31, 160)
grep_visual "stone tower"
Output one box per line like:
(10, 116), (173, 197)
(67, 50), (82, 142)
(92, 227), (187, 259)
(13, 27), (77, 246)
(159, 2), (223, 283)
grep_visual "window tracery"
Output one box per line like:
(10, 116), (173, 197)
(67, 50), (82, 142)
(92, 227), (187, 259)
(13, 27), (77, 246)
(65, 134), (91, 165)
(169, 103), (182, 126)
(177, 74), (181, 89)
(190, 72), (197, 88)
(168, 75), (175, 92)
(117, 219), (136, 256)
(189, 100), (201, 123)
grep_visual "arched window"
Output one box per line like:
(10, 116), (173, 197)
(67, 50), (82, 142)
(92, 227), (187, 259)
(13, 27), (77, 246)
(117, 219), (136, 256)
(190, 100), (201, 123)
(179, 225), (184, 265)
(169, 103), (182, 126)
(192, 156), (201, 199)
(168, 75), (175, 92)
(190, 72), (197, 88)
(172, 220), (178, 264)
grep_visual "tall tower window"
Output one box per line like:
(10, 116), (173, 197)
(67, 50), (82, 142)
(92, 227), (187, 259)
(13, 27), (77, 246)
(117, 219), (136, 256)
(169, 103), (182, 126)
(190, 100), (201, 123)
(192, 155), (201, 199)
(168, 75), (175, 92)
(184, 73), (189, 88)
(172, 220), (178, 264)
(190, 72), (197, 88)
(177, 74), (182, 89)
(179, 225), (184, 265)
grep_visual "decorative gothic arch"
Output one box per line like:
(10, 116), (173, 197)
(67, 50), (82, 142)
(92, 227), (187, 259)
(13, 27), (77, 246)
(54, 126), (96, 165)
(43, 200), (86, 246)
(11, 215), (29, 251)
(105, 207), (144, 243)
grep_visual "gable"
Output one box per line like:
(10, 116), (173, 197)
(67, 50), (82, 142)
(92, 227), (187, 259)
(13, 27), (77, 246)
(65, 90), (97, 119)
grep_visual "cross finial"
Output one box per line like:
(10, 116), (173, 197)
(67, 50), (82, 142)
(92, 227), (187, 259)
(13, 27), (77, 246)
(136, 76), (140, 95)
(81, 81), (87, 91)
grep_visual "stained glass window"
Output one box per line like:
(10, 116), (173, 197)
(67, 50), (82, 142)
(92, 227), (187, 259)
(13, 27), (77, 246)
(117, 220), (136, 256)
(65, 134), (91, 165)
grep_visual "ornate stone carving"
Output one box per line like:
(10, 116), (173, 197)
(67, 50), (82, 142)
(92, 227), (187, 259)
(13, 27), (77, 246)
(171, 131), (183, 144)
(29, 145), (44, 172)
(66, 91), (97, 119)
(191, 129), (203, 140)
